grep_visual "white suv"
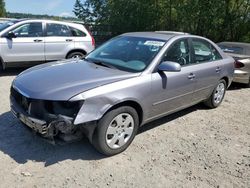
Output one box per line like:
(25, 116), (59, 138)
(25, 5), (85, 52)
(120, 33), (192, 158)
(0, 19), (95, 70)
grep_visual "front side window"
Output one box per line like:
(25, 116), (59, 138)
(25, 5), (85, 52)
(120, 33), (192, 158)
(192, 39), (222, 63)
(162, 39), (191, 66)
(46, 23), (72, 37)
(11, 22), (43, 37)
(86, 36), (166, 72)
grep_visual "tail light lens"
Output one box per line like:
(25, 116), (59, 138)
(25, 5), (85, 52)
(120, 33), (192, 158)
(91, 35), (95, 47)
(87, 29), (95, 47)
(234, 60), (244, 68)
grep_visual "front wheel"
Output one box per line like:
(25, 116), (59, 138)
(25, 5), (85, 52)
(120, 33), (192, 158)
(204, 79), (227, 108)
(92, 106), (139, 156)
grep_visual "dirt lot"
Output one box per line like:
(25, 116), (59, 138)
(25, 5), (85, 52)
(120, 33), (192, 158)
(0, 69), (249, 188)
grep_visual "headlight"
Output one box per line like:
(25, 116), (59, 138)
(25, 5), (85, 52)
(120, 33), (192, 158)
(44, 100), (84, 118)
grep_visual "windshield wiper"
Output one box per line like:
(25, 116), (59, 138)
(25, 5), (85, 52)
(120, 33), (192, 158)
(86, 58), (118, 70)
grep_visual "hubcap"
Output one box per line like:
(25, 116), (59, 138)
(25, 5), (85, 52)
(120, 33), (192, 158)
(72, 54), (81, 59)
(106, 113), (134, 149)
(213, 83), (225, 104)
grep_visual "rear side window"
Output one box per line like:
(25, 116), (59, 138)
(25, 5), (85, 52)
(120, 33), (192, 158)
(46, 23), (72, 37)
(192, 39), (222, 63)
(69, 26), (86, 37)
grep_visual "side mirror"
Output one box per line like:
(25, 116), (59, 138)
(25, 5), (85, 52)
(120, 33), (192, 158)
(158, 61), (181, 72)
(5, 32), (16, 39)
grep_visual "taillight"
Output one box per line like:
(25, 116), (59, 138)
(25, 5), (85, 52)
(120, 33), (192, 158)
(87, 29), (95, 47)
(234, 60), (244, 68)
(91, 35), (95, 47)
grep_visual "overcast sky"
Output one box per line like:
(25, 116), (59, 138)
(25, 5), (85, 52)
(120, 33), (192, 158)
(5, 0), (76, 17)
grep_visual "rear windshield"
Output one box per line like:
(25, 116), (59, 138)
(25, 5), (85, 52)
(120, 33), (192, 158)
(0, 21), (18, 32)
(218, 45), (244, 55)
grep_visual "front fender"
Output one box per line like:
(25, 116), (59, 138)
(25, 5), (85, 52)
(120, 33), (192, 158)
(70, 75), (152, 125)
(73, 96), (143, 125)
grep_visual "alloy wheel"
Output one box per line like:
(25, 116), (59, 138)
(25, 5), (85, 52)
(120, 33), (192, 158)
(106, 113), (134, 149)
(213, 82), (225, 104)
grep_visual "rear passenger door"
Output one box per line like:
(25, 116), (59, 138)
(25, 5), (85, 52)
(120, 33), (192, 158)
(190, 38), (223, 102)
(44, 22), (75, 61)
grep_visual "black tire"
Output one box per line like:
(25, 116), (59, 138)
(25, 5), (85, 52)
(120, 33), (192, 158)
(204, 79), (227, 108)
(66, 51), (85, 59)
(246, 77), (250, 88)
(0, 62), (3, 73)
(92, 106), (139, 156)
(0, 62), (4, 72)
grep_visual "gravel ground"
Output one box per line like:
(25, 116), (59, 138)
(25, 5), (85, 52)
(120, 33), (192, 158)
(0, 69), (249, 188)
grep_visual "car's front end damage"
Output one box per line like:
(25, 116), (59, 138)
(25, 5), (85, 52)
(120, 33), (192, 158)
(9, 60), (142, 143)
(10, 86), (86, 142)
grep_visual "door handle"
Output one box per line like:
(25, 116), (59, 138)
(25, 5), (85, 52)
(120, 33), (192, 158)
(188, 73), (195, 80)
(216, 67), (221, 73)
(66, 39), (73, 42)
(34, 39), (43, 42)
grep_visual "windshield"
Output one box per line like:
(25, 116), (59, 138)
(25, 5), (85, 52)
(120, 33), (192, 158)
(86, 36), (166, 72)
(218, 44), (244, 55)
(0, 21), (17, 32)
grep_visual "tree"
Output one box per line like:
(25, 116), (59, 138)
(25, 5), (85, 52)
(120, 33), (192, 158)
(73, 0), (250, 42)
(73, 0), (107, 24)
(0, 0), (6, 17)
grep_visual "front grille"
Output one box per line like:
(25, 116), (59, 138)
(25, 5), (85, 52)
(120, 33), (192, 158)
(11, 87), (31, 113)
(11, 87), (82, 120)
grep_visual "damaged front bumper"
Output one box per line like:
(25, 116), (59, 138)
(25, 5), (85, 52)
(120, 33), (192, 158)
(9, 85), (85, 140)
(10, 96), (76, 138)
(10, 86), (99, 143)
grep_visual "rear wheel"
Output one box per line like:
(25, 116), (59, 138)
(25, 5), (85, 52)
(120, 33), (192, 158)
(204, 79), (226, 108)
(92, 106), (139, 156)
(66, 51), (85, 59)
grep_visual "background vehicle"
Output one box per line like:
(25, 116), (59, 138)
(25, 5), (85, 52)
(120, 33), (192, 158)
(0, 19), (20, 31)
(218, 42), (250, 87)
(0, 19), (95, 70)
(10, 32), (234, 156)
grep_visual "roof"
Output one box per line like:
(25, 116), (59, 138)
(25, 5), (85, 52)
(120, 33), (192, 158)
(2, 18), (80, 25)
(121, 31), (189, 41)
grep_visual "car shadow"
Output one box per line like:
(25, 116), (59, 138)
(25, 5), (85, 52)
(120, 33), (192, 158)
(138, 103), (206, 134)
(0, 111), (104, 166)
(0, 104), (209, 166)
(228, 82), (249, 90)
(0, 68), (26, 77)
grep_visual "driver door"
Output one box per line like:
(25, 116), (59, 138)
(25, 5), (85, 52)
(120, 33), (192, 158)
(150, 38), (196, 118)
(0, 22), (45, 64)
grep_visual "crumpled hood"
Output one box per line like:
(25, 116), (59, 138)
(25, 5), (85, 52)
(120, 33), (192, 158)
(13, 60), (139, 100)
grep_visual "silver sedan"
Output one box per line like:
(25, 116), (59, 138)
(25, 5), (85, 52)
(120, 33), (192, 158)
(218, 42), (250, 87)
(10, 32), (234, 156)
